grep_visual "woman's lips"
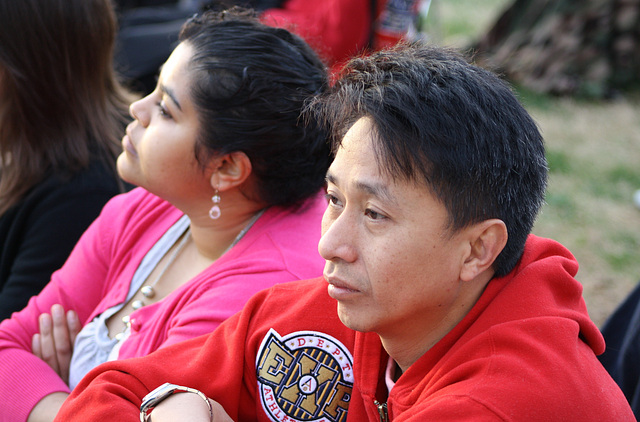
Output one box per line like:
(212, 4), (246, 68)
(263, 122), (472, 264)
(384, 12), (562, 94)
(122, 133), (138, 158)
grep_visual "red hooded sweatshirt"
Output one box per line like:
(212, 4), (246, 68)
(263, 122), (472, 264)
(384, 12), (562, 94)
(56, 235), (633, 421)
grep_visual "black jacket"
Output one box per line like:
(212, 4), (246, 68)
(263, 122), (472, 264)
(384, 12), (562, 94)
(0, 161), (121, 320)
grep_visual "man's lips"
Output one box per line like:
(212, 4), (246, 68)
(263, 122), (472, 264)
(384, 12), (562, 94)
(325, 275), (359, 298)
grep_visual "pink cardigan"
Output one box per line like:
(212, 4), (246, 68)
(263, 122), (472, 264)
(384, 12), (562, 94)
(0, 187), (326, 421)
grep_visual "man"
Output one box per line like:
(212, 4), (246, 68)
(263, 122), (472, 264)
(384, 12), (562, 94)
(55, 43), (633, 421)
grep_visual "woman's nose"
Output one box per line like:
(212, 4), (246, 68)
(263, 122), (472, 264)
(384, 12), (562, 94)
(129, 95), (151, 127)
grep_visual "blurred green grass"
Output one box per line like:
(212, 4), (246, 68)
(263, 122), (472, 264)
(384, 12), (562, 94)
(430, 0), (640, 326)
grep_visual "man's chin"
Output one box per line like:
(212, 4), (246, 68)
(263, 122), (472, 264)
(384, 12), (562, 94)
(336, 304), (370, 333)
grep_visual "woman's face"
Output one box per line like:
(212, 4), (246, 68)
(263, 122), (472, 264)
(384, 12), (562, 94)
(117, 42), (211, 206)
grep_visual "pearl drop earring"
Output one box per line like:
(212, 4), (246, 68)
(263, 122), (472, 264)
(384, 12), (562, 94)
(209, 190), (221, 219)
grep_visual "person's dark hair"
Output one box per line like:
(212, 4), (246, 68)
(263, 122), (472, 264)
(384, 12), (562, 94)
(179, 7), (331, 207)
(310, 42), (548, 277)
(0, 0), (135, 215)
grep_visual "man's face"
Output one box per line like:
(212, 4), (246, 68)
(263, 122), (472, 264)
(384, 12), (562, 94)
(319, 117), (473, 345)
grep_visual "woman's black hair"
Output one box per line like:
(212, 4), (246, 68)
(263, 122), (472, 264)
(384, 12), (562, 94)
(180, 7), (331, 207)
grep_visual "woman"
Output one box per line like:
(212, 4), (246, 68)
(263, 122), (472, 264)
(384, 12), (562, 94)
(0, 8), (330, 421)
(0, 0), (135, 320)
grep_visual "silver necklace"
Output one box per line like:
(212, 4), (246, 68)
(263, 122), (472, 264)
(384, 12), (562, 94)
(116, 227), (192, 341)
(131, 228), (192, 311)
(121, 208), (266, 325)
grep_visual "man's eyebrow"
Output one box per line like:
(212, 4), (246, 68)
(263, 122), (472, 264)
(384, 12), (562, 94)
(326, 171), (398, 206)
(158, 82), (182, 111)
(325, 172), (337, 186)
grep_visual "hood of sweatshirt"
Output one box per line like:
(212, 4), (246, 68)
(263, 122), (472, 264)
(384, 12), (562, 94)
(472, 233), (600, 351)
(351, 234), (614, 419)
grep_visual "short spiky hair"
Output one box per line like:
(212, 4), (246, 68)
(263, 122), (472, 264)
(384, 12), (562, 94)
(310, 42), (548, 276)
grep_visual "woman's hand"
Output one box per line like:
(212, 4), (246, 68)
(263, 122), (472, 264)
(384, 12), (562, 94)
(151, 392), (234, 422)
(32, 304), (80, 384)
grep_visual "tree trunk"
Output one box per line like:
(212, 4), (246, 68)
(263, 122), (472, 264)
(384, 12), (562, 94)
(473, 0), (640, 97)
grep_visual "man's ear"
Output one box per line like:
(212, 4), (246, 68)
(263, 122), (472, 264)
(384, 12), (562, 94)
(459, 219), (508, 282)
(209, 151), (253, 191)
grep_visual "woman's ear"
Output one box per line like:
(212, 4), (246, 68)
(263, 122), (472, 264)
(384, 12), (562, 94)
(209, 151), (252, 192)
(459, 219), (508, 282)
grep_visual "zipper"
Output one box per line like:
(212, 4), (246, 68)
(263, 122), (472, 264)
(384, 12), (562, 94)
(374, 400), (389, 422)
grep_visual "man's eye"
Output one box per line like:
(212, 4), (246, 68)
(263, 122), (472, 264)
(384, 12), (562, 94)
(325, 194), (340, 206)
(364, 209), (385, 220)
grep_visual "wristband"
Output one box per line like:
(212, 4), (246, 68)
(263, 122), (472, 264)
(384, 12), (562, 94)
(140, 382), (213, 422)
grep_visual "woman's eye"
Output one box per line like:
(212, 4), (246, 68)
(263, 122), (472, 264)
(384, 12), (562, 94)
(157, 102), (172, 119)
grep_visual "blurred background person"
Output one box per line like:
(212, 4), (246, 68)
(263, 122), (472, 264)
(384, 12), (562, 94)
(0, 0), (136, 320)
(113, 0), (430, 93)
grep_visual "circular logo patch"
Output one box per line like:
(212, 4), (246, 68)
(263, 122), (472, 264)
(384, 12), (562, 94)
(256, 329), (354, 422)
